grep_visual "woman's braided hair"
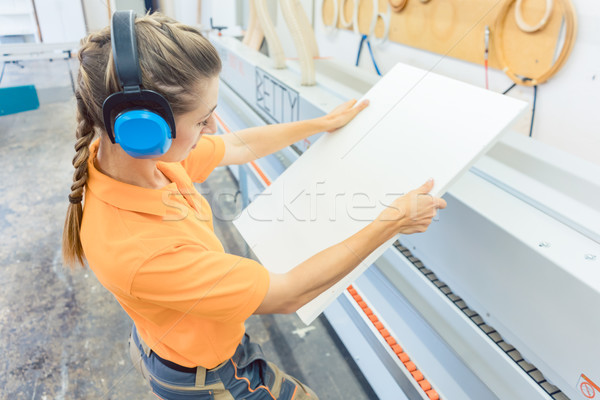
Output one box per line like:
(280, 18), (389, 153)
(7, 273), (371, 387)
(62, 13), (221, 267)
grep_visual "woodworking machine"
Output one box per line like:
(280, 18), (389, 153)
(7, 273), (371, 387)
(210, 35), (600, 400)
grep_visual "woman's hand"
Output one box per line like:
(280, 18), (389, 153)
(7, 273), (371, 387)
(376, 179), (447, 236)
(322, 99), (370, 133)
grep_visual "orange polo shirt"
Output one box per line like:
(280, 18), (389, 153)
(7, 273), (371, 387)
(80, 135), (269, 369)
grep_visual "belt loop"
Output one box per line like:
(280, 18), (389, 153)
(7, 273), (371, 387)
(136, 330), (152, 357)
(195, 366), (206, 388)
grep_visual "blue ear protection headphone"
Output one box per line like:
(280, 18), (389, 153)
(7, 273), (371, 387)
(102, 10), (176, 159)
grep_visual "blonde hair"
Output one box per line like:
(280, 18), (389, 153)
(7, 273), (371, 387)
(62, 12), (222, 267)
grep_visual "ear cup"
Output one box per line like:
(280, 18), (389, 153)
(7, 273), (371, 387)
(114, 109), (172, 159)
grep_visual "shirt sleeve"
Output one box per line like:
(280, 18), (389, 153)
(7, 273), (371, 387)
(131, 245), (270, 323)
(180, 135), (226, 183)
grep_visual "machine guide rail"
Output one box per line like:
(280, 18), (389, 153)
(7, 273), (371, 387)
(393, 242), (569, 400)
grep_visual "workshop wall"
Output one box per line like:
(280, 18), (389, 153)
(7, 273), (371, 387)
(311, 0), (600, 167)
(87, 0), (600, 167)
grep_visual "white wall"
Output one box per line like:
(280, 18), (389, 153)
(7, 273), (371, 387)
(115, 0), (145, 15)
(81, 0), (111, 32)
(0, 0), (39, 42)
(197, 0), (599, 167)
(172, 0), (199, 26)
(82, 0), (146, 33)
(311, 0), (600, 167)
(199, 0), (238, 30)
(34, 0), (86, 43)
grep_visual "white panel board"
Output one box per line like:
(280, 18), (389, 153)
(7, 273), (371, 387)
(233, 62), (527, 324)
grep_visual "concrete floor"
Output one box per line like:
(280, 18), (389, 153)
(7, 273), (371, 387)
(0, 59), (377, 399)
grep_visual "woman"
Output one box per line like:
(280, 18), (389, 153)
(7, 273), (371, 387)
(62, 12), (446, 400)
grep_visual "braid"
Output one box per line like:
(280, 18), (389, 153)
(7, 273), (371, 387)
(62, 28), (111, 268)
(70, 95), (95, 203)
(62, 93), (96, 267)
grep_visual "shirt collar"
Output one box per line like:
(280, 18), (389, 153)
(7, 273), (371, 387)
(86, 139), (180, 217)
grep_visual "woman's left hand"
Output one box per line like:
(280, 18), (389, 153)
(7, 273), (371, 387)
(322, 99), (370, 133)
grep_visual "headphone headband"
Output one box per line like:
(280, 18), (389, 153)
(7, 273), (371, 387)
(111, 10), (142, 90)
(103, 10), (176, 154)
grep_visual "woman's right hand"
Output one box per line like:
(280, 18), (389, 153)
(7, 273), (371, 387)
(376, 179), (447, 235)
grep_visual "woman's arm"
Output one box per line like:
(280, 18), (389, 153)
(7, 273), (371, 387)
(218, 99), (369, 166)
(254, 179), (447, 315)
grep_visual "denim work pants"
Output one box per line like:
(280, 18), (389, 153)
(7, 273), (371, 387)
(129, 324), (318, 400)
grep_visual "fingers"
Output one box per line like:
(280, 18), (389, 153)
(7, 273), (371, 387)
(415, 178), (434, 194)
(349, 99), (369, 118)
(436, 197), (447, 209)
(345, 99), (358, 109)
(414, 179), (446, 209)
(423, 193), (446, 211)
(329, 99), (356, 115)
(358, 99), (369, 110)
(351, 98), (369, 110)
(391, 181), (447, 235)
(346, 98), (368, 111)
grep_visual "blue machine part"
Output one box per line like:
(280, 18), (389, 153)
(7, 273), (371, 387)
(0, 85), (39, 116)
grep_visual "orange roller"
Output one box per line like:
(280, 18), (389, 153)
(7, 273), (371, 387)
(411, 370), (424, 381)
(345, 278), (438, 400)
(404, 361), (417, 372)
(391, 344), (403, 354)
